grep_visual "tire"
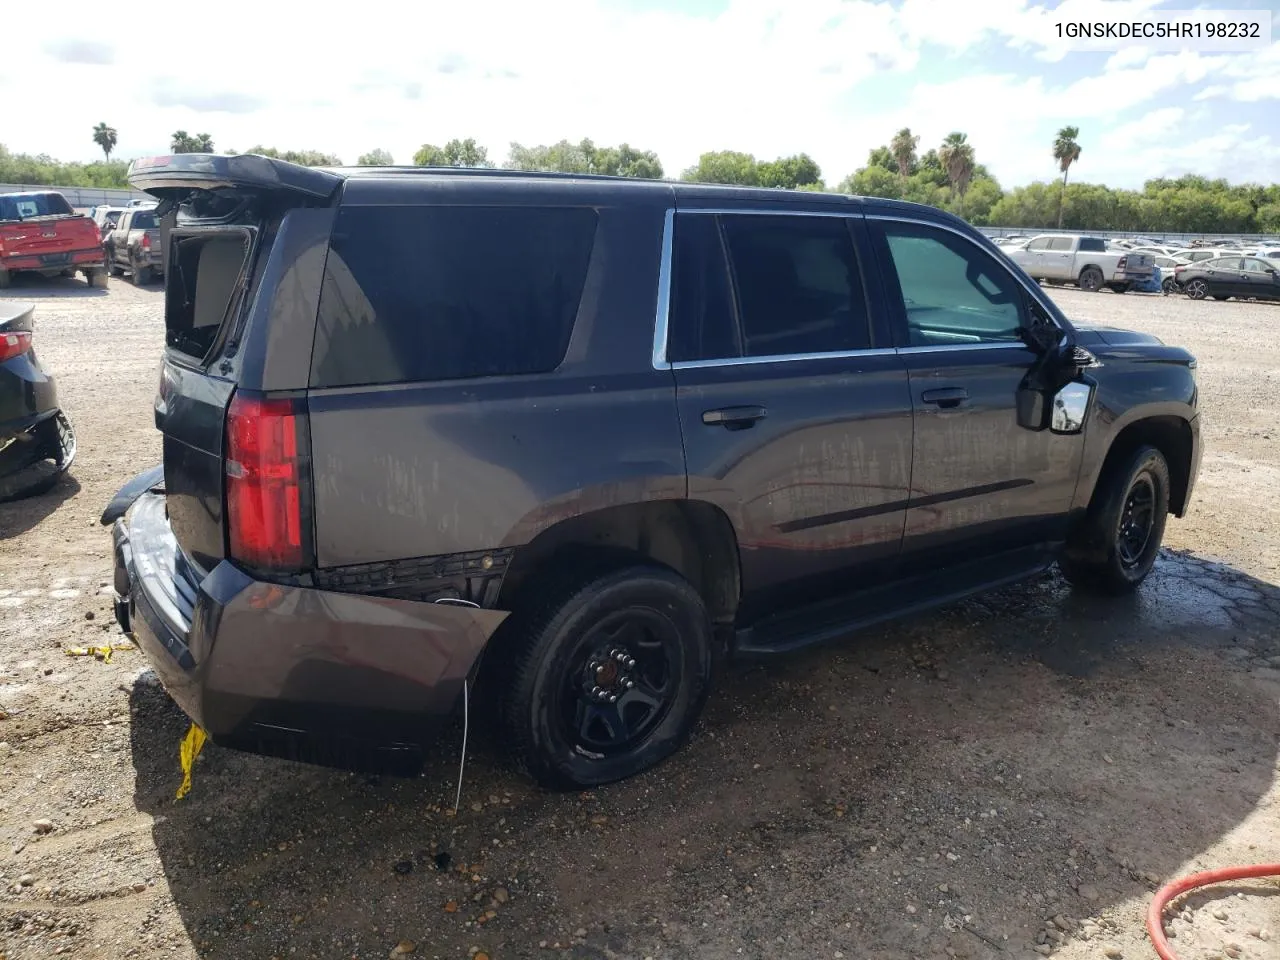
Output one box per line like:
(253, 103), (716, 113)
(109, 257), (124, 277)
(1078, 266), (1104, 292)
(1107, 283), (1131, 294)
(133, 262), (152, 286)
(1185, 278), (1208, 299)
(1059, 445), (1170, 595)
(499, 563), (714, 789)
(0, 268), (10, 289)
(87, 269), (108, 289)
(1161, 277), (1177, 295)
(1212, 295), (1229, 301)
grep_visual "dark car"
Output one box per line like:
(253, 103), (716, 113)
(103, 154), (1201, 789)
(104, 207), (164, 285)
(0, 301), (77, 501)
(1177, 256), (1280, 302)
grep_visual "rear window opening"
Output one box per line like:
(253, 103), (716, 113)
(0, 193), (74, 221)
(165, 232), (253, 361)
(131, 211), (158, 230)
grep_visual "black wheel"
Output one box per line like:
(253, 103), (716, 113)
(500, 563), (713, 789)
(1078, 266), (1104, 292)
(0, 411), (76, 502)
(1108, 282), (1131, 294)
(1161, 277), (1177, 295)
(1185, 278), (1208, 299)
(1060, 445), (1170, 594)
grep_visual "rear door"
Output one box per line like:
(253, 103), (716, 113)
(1042, 236), (1076, 279)
(130, 155), (342, 573)
(667, 207), (912, 619)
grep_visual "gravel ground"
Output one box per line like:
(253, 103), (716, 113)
(1, 275), (1278, 960)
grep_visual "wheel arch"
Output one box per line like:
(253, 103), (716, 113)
(1089, 415), (1196, 518)
(498, 499), (743, 627)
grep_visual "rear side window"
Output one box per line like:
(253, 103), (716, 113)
(312, 205), (597, 387)
(1078, 237), (1106, 252)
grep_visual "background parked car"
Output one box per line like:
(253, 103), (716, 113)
(1005, 233), (1154, 292)
(1177, 255), (1280, 301)
(104, 207), (163, 285)
(0, 301), (77, 501)
(0, 191), (107, 289)
(1152, 255), (1192, 294)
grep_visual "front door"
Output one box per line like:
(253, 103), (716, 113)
(866, 217), (1086, 571)
(666, 209), (913, 620)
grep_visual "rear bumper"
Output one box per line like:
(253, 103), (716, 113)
(2, 248), (104, 272)
(113, 492), (509, 774)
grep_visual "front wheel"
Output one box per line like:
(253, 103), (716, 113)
(1059, 446), (1170, 594)
(1161, 277), (1178, 295)
(1078, 266), (1104, 292)
(500, 563), (713, 789)
(1185, 278), (1208, 299)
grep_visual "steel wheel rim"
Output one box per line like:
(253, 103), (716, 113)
(1117, 475), (1156, 569)
(1082, 270), (1101, 291)
(557, 606), (681, 759)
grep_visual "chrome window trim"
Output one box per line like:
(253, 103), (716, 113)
(672, 348), (897, 371)
(864, 213), (1069, 337)
(652, 207), (675, 370)
(897, 342), (1028, 354)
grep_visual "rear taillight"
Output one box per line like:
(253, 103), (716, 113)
(0, 331), (32, 362)
(1117, 257), (1127, 269)
(141, 234), (151, 251)
(225, 391), (311, 572)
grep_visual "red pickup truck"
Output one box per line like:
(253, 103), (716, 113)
(0, 192), (107, 289)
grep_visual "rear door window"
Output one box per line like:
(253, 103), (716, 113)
(1078, 237), (1106, 252)
(312, 205), (597, 387)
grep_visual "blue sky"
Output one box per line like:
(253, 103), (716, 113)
(4, 0), (1278, 189)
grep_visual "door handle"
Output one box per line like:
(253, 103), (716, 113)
(921, 387), (968, 408)
(702, 405), (766, 430)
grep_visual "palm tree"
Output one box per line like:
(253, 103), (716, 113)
(889, 127), (919, 179)
(938, 132), (975, 198)
(92, 123), (118, 161)
(194, 133), (215, 152)
(1053, 126), (1082, 229)
(171, 131), (215, 153)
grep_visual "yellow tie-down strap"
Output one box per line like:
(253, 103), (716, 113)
(175, 724), (207, 801)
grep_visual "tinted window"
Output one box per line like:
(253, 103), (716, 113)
(312, 206), (597, 387)
(879, 221), (1023, 346)
(669, 215), (738, 362)
(131, 211), (157, 229)
(1047, 237), (1075, 251)
(719, 214), (871, 357)
(0, 192), (74, 221)
(1078, 237), (1106, 252)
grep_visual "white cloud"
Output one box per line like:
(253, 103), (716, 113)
(0, 0), (1276, 188)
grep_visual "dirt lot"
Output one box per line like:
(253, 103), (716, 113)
(1, 276), (1278, 960)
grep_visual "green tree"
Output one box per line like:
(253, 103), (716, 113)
(503, 139), (661, 177)
(171, 131), (215, 153)
(356, 148), (394, 166)
(92, 123), (117, 162)
(838, 165), (902, 199)
(757, 153), (822, 189)
(681, 150), (761, 185)
(889, 127), (919, 179)
(416, 138), (493, 168)
(247, 146), (342, 166)
(938, 132), (975, 198)
(1053, 125), (1082, 228)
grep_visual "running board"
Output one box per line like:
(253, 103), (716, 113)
(734, 544), (1060, 656)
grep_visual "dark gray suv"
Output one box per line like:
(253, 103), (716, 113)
(105, 154), (1201, 788)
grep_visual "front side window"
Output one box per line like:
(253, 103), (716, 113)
(312, 205), (597, 387)
(1026, 237), (1051, 251)
(877, 221), (1024, 346)
(1048, 237), (1075, 251)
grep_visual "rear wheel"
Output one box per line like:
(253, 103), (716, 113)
(499, 563), (713, 789)
(1078, 266), (1104, 292)
(0, 269), (10, 289)
(1185, 278), (1208, 299)
(86, 269), (108, 289)
(133, 262), (152, 286)
(1107, 282), (1131, 294)
(1060, 445), (1170, 594)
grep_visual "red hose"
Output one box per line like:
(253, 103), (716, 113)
(1146, 863), (1280, 960)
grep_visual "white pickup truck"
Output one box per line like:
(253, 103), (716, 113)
(1005, 234), (1154, 293)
